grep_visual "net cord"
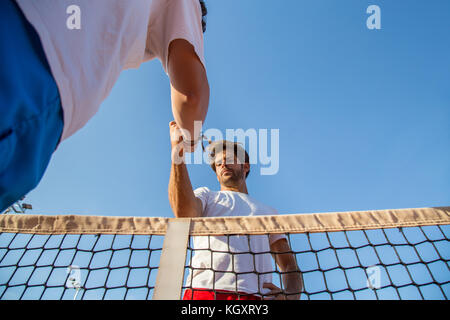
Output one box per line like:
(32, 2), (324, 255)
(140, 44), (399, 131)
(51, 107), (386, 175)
(0, 207), (448, 236)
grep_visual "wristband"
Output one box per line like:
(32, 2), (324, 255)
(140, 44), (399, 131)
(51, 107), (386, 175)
(181, 135), (201, 150)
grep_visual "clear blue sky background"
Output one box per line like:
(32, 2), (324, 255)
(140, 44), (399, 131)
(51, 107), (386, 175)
(1, 0), (449, 301)
(25, 0), (450, 218)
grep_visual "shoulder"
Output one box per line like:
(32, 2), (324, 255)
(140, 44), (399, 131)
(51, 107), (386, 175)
(261, 203), (279, 215)
(193, 186), (211, 196)
(193, 187), (214, 203)
(193, 187), (215, 215)
(244, 194), (279, 215)
(147, 0), (205, 73)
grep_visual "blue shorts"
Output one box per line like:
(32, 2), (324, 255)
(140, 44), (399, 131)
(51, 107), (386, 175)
(0, 0), (64, 213)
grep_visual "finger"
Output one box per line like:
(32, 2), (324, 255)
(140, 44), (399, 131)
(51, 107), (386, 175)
(171, 133), (184, 144)
(263, 291), (277, 300)
(263, 282), (277, 290)
(276, 292), (288, 300)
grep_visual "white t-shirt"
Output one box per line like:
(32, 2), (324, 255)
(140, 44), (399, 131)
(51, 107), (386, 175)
(185, 187), (287, 296)
(16, 0), (205, 143)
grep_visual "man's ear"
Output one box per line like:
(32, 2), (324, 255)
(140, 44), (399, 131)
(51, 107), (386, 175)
(244, 163), (250, 175)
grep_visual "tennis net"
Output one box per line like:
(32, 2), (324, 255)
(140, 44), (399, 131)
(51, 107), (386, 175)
(0, 206), (448, 300)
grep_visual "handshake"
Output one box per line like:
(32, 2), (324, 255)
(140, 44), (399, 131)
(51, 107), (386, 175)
(169, 121), (202, 163)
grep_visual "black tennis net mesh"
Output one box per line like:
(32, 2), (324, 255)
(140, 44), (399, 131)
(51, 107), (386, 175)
(0, 209), (449, 300)
(0, 233), (164, 300)
(183, 226), (449, 300)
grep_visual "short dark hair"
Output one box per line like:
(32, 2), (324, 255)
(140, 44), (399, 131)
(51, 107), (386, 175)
(207, 140), (250, 178)
(199, 0), (207, 33)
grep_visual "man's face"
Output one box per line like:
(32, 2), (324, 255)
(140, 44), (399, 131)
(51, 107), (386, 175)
(214, 151), (248, 186)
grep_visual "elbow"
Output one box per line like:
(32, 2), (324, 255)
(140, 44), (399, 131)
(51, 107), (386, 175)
(169, 198), (198, 218)
(189, 92), (209, 124)
(173, 210), (183, 218)
(184, 93), (201, 115)
(173, 209), (197, 218)
(171, 81), (209, 141)
(185, 78), (209, 122)
(170, 202), (184, 218)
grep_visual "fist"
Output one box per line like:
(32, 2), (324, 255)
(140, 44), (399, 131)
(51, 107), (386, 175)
(169, 121), (198, 153)
(263, 282), (286, 300)
(169, 121), (183, 149)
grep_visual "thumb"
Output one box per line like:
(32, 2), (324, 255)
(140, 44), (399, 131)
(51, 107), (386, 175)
(263, 282), (277, 290)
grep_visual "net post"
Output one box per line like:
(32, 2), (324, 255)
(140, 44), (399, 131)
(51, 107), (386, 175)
(153, 218), (191, 300)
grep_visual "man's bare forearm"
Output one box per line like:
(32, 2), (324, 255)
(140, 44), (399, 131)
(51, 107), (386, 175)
(282, 265), (303, 300)
(168, 159), (199, 218)
(171, 90), (208, 144)
(271, 239), (303, 300)
(168, 39), (210, 143)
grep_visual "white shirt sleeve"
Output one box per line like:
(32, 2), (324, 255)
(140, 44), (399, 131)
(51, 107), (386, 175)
(193, 187), (210, 215)
(266, 207), (288, 245)
(147, 0), (205, 74)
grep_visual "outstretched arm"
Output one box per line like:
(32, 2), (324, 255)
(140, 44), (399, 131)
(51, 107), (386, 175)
(168, 121), (203, 218)
(168, 39), (209, 147)
(265, 238), (303, 300)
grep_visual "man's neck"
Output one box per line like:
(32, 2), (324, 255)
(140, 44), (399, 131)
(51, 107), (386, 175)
(220, 184), (248, 194)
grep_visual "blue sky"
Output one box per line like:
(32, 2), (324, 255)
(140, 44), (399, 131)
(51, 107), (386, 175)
(1, 0), (450, 300)
(1, 225), (448, 300)
(24, 0), (449, 217)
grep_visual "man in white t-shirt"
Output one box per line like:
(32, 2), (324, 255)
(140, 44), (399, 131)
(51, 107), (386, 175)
(1, 0), (209, 213)
(168, 123), (303, 300)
